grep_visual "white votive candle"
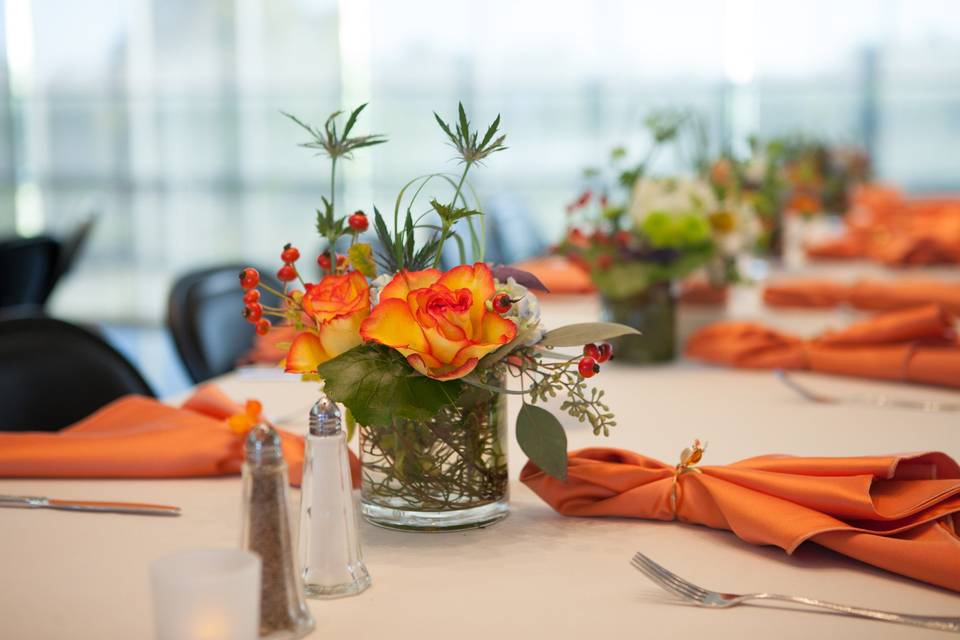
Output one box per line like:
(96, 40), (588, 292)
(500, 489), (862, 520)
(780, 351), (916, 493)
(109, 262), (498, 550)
(151, 549), (261, 640)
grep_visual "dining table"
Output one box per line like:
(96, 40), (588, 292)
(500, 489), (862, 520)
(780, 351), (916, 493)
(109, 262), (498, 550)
(2, 278), (959, 640)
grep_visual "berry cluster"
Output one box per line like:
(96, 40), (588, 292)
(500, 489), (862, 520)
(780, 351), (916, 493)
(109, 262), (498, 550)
(277, 243), (300, 283)
(578, 342), (612, 378)
(238, 267), (271, 336)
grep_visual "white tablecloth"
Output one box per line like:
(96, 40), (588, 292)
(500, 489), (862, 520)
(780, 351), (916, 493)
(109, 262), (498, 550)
(2, 295), (959, 639)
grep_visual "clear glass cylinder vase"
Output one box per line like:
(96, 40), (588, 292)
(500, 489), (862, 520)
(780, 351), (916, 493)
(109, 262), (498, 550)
(359, 381), (509, 532)
(602, 281), (677, 364)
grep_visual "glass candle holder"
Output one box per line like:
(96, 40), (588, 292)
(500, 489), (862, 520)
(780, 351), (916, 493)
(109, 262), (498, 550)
(151, 548), (261, 640)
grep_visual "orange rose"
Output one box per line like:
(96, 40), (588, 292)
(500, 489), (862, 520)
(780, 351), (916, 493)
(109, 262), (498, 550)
(285, 270), (370, 373)
(360, 263), (517, 380)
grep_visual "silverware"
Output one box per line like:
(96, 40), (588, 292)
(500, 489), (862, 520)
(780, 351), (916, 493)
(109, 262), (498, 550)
(630, 552), (960, 633)
(0, 494), (181, 517)
(775, 369), (960, 413)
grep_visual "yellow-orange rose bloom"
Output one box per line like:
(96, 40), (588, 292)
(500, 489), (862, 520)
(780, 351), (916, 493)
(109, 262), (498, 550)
(360, 263), (517, 380)
(285, 270), (370, 373)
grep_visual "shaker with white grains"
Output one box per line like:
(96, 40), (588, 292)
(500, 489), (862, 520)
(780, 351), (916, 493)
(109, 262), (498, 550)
(241, 423), (315, 638)
(298, 393), (371, 598)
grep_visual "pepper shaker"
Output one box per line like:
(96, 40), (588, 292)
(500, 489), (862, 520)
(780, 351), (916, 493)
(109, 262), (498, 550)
(241, 424), (315, 638)
(298, 394), (371, 598)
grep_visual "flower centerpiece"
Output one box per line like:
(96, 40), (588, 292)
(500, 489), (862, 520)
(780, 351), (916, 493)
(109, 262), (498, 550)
(557, 111), (719, 363)
(736, 136), (871, 257)
(238, 103), (636, 531)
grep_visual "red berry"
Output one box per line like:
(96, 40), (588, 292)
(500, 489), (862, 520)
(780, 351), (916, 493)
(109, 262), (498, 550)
(281, 243), (300, 263)
(277, 265), (297, 282)
(491, 292), (512, 314)
(238, 268), (259, 290)
(336, 255), (347, 268)
(242, 289), (260, 305)
(348, 211), (369, 232)
(578, 356), (599, 378)
(255, 319), (270, 336)
(596, 254), (613, 270)
(583, 343), (600, 360)
(243, 303), (263, 322)
(317, 253), (332, 270)
(597, 342), (613, 363)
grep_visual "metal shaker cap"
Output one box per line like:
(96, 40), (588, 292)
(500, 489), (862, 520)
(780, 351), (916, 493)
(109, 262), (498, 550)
(245, 423), (284, 464)
(309, 393), (342, 436)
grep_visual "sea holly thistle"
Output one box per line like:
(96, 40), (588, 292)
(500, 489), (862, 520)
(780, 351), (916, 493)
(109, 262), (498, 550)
(283, 104), (386, 274)
(371, 103), (506, 273)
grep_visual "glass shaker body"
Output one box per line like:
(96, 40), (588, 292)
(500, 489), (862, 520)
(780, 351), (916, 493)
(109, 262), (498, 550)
(298, 396), (371, 598)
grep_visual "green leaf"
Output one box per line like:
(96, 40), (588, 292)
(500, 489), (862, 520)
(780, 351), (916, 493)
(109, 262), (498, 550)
(539, 322), (640, 347)
(516, 404), (568, 481)
(316, 344), (464, 427)
(341, 102), (367, 138)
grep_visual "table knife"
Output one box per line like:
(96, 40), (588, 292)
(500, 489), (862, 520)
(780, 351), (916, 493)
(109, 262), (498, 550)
(0, 494), (181, 516)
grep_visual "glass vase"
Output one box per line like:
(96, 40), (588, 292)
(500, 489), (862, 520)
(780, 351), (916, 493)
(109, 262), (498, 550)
(601, 281), (676, 363)
(359, 381), (509, 532)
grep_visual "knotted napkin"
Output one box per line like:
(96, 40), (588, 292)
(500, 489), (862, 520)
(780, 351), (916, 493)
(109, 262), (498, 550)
(0, 385), (360, 488)
(686, 304), (960, 389)
(521, 445), (960, 592)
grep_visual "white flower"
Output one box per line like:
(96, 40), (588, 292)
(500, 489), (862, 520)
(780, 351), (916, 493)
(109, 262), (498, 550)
(745, 154), (768, 184)
(496, 277), (545, 347)
(368, 273), (393, 307)
(629, 176), (716, 228)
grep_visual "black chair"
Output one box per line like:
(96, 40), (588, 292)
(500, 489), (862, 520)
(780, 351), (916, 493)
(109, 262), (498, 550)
(167, 264), (280, 384)
(42, 216), (97, 304)
(0, 315), (154, 431)
(0, 235), (60, 310)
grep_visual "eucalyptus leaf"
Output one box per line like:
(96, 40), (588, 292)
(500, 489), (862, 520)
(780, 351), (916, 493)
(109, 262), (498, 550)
(539, 322), (640, 348)
(516, 404), (568, 481)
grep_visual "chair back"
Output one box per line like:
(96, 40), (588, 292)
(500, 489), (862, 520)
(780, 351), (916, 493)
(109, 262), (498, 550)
(0, 315), (154, 431)
(168, 264), (278, 383)
(42, 217), (97, 303)
(0, 236), (60, 310)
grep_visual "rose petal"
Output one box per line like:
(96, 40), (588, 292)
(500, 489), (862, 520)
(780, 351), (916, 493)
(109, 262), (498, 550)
(285, 332), (330, 373)
(381, 269), (442, 301)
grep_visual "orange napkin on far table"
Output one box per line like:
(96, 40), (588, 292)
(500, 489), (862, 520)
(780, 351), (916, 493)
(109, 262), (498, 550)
(0, 385), (360, 488)
(512, 256), (595, 294)
(686, 304), (960, 389)
(805, 186), (960, 266)
(521, 447), (960, 592)
(763, 279), (960, 315)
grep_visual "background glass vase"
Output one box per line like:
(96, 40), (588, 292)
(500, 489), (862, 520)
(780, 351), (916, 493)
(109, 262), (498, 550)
(359, 378), (509, 532)
(602, 282), (677, 363)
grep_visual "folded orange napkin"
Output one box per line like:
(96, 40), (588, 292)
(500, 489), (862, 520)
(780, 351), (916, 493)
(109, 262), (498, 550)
(678, 280), (728, 306)
(521, 447), (960, 591)
(686, 305), (960, 389)
(244, 325), (297, 365)
(764, 279), (960, 315)
(0, 385), (360, 487)
(805, 186), (960, 265)
(511, 256), (595, 294)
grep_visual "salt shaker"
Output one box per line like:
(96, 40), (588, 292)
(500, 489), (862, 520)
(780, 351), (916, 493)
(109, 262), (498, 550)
(241, 424), (315, 639)
(297, 394), (371, 598)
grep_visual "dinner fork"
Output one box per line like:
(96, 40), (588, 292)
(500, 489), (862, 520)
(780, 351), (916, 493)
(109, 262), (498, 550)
(775, 369), (960, 413)
(630, 552), (960, 633)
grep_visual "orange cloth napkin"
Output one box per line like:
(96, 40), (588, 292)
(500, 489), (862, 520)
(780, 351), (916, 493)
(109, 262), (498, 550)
(244, 325), (296, 365)
(686, 305), (960, 389)
(521, 447), (960, 592)
(764, 279), (960, 315)
(678, 280), (728, 306)
(0, 385), (360, 488)
(805, 185), (960, 265)
(512, 256), (595, 294)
